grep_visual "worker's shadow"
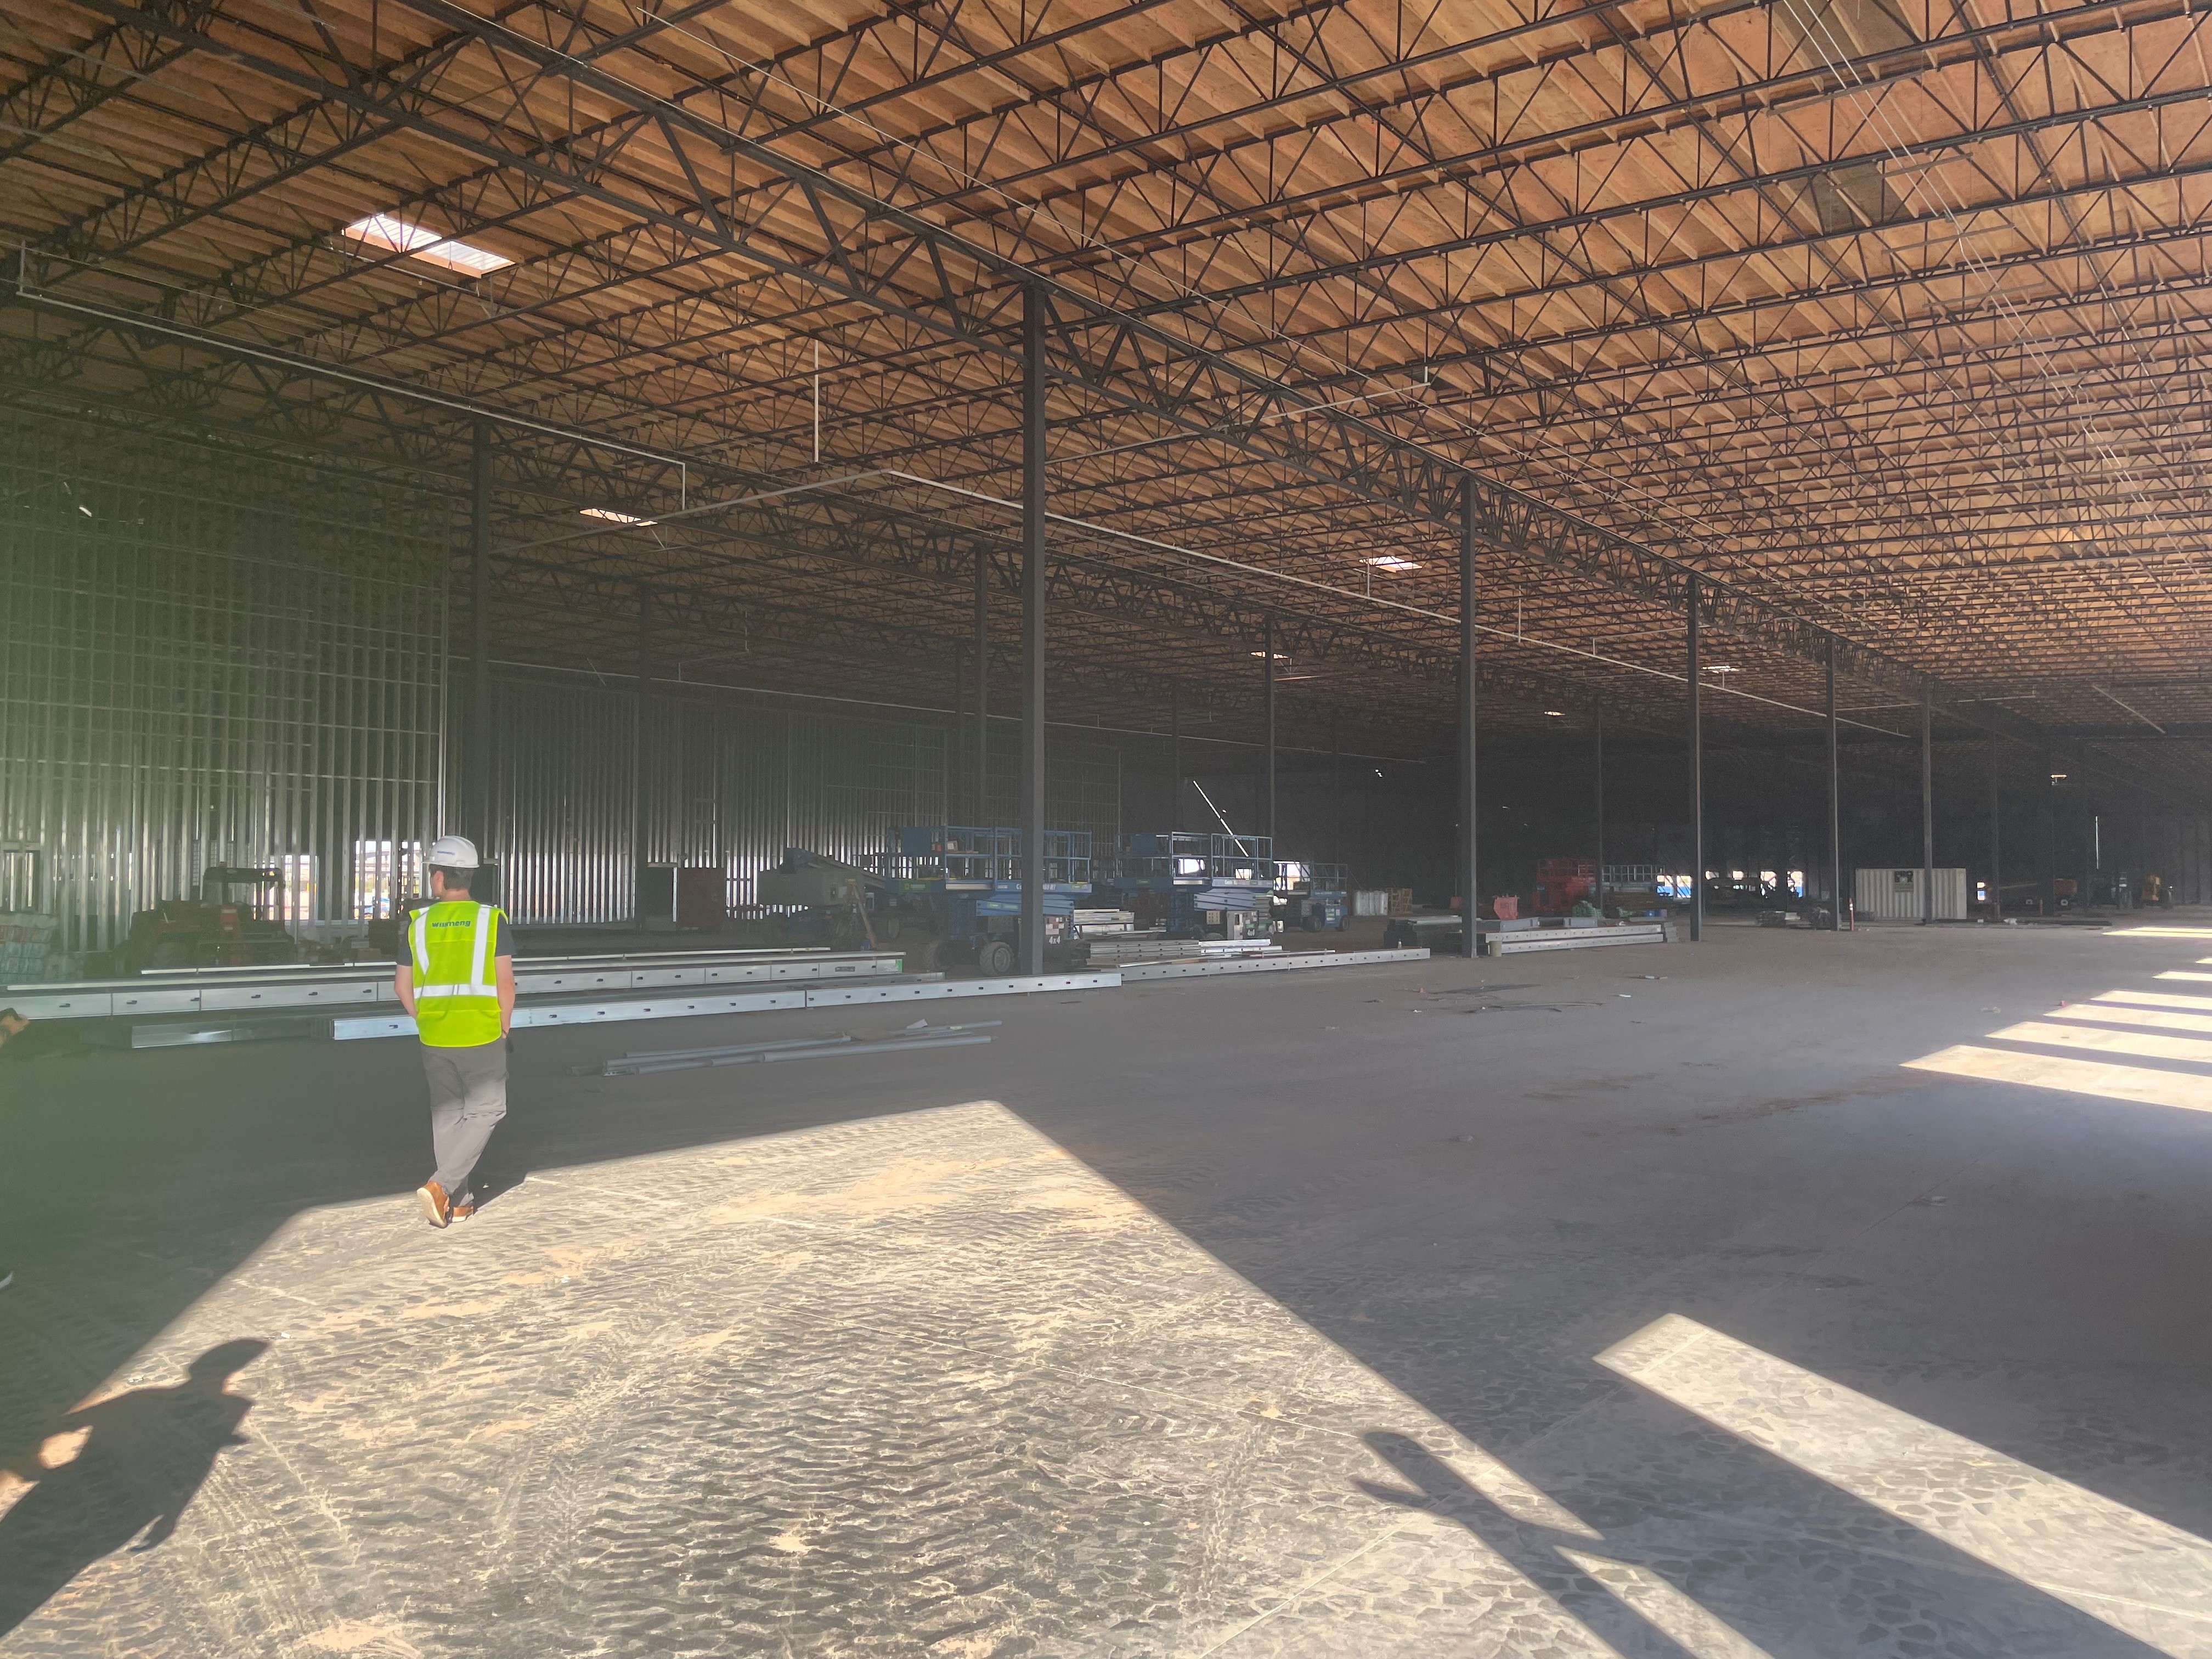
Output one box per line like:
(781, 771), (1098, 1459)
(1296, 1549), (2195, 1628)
(0, 1339), (267, 1638)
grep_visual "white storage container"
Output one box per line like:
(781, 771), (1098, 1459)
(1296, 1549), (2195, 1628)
(1353, 889), (1390, 917)
(1854, 867), (1967, 921)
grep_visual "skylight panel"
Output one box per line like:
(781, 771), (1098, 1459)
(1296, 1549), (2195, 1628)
(343, 213), (512, 275)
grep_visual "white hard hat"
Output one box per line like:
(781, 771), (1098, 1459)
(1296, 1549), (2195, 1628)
(428, 834), (481, 869)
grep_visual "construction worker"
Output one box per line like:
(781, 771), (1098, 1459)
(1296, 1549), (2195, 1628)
(394, 836), (515, 1228)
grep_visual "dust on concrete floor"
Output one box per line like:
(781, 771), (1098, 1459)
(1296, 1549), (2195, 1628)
(4, 921), (2212, 1656)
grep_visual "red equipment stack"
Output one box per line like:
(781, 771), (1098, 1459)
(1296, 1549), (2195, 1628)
(1533, 858), (1598, 915)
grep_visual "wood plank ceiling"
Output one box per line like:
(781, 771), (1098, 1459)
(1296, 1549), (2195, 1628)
(3, 0), (2209, 766)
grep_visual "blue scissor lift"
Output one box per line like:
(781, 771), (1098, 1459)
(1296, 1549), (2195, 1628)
(1108, 831), (1279, 940)
(875, 825), (1094, 975)
(1277, 860), (1351, 931)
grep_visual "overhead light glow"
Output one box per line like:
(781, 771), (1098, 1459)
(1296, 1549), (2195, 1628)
(1701, 663), (1737, 675)
(343, 213), (512, 275)
(1364, 555), (1421, 571)
(1250, 651), (1291, 661)
(579, 507), (652, 526)
(1545, 710), (1564, 716)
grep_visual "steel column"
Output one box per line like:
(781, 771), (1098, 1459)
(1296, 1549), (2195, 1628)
(1263, 613), (1277, 842)
(1688, 575), (1703, 943)
(1989, 740), (2002, 917)
(1169, 681), (1182, 833)
(1921, 683), (1935, 924)
(973, 544), (989, 823)
(1459, 476), (1479, 960)
(1594, 711), (1605, 917)
(633, 584), (651, 922)
(1018, 285), (1047, 978)
(2044, 758), (2059, 915)
(469, 416), (490, 845)
(1331, 708), (1342, 866)
(1826, 639), (1842, 926)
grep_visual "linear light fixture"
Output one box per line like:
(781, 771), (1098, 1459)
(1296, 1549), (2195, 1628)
(1364, 554), (1421, 571)
(579, 506), (652, 526)
(343, 213), (512, 275)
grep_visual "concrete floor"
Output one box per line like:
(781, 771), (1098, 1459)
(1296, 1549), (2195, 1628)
(6, 921), (2212, 1656)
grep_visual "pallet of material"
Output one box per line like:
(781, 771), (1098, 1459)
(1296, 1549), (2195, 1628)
(1480, 924), (1669, 956)
(1120, 947), (1427, 981)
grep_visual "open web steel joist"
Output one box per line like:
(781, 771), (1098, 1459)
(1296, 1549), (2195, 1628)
(6, 0), (2212, 782)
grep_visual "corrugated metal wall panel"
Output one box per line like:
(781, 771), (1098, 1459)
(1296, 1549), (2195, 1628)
(477, 685), (1127, 924)
(0, 415), (447, 953)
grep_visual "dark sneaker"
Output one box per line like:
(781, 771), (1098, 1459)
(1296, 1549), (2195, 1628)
(416, 1181), (452, 1228)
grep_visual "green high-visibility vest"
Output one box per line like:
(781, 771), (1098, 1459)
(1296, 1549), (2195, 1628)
(407, 900), (506, 1047)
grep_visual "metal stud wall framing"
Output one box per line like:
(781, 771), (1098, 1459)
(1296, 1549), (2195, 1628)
(0, 415), (448, 954)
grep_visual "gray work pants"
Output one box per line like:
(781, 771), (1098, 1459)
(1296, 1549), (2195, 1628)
(421, 1039), (507, 1205)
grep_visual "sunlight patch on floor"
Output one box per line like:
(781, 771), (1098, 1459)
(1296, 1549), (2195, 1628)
(2096, 990), (2212, 1011)
(1598, 1314), (2212, 1657)
(1985, 1020), (2212, 1063)
(1905, 1044), (2212, 1112)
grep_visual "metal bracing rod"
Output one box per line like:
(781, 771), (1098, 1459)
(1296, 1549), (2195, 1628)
(44, 0), (2016, 725)
(1827, 639), (1842, 923)
(1921, 684), (1936, 926)
(1459, 476), (1479, 960)
(1018, 283), (1047, 978)
(1688, 574), (1703, 945)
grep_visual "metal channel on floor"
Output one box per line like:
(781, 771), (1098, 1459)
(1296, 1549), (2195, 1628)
(1481, 926), (1669, 956)
(1119, 947), (1430, 980)
(19, 944), (1441, 1048)
(2, 948), (911, 1021)
(324, 970), (1126, 1042)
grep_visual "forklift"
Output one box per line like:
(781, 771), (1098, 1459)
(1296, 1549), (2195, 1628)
(121, 867), (300, 973)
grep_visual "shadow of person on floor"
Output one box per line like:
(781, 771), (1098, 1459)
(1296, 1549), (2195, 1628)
(0, 1339), (267, 1637)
